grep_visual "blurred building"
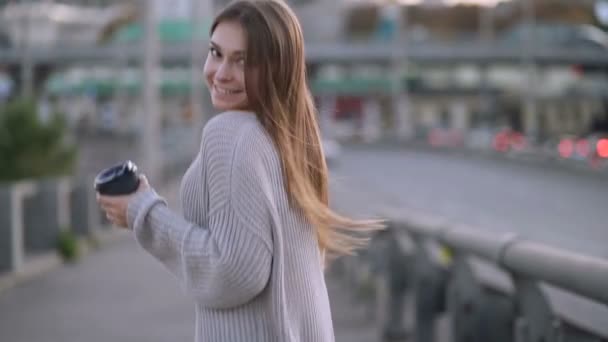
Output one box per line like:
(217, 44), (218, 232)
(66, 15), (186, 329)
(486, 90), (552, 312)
(0, 1), (135, 47)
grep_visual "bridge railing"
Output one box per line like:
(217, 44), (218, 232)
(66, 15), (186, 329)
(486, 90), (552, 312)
(339, 208), (608, 342)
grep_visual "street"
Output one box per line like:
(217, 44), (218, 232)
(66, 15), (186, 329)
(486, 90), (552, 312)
(329, 146), (608, 259)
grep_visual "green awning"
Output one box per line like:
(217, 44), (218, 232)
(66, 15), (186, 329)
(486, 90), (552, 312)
(112, 19), (212, 43)
(45, 69), (203, 96)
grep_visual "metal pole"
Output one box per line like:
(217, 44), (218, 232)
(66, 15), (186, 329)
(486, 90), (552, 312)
(190, 0), (203, 125)
(478, 4), (495, 127)
(521, 0), (538, 141)
(190, 0), (213, 127)
(141, 0), (162, 183)
(392, 2), (412, 141)
(20, 6), (33, 98)
(479, 4), (495, 43)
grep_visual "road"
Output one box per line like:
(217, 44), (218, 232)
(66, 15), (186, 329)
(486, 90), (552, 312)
(329, 146), (608, 259)
(79, 126), (608, 262)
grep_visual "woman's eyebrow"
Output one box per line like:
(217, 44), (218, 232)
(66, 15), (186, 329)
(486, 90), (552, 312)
(210, 41), (245, 56)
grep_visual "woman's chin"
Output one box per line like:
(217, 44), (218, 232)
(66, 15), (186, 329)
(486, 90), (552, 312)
(211, 101), (234, 111)
(212, 99), (248, 112)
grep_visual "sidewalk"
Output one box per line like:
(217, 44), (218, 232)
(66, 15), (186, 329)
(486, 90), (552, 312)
(0, 177), (383, 342)
(0, 235), (380, 342)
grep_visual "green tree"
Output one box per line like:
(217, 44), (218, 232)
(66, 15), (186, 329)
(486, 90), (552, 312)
(0, 98), (77, 181)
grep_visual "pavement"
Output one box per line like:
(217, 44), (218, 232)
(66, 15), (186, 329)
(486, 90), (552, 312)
(0, 235), (384, 342)
(0, 174), (385, 342)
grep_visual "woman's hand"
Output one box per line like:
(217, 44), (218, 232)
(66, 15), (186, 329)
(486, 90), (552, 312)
(97, 175), (150, 229)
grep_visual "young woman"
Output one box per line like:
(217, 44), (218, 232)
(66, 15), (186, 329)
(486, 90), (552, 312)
(97, 0), (381, 340)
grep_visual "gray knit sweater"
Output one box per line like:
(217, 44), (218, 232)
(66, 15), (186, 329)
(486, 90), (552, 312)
(127, 111), (334, 341)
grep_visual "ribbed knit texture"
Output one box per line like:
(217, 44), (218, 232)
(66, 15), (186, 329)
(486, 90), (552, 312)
(127, 111), (334, 341)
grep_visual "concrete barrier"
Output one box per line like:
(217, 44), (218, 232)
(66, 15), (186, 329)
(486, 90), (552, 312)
(0, 178), (98, 276)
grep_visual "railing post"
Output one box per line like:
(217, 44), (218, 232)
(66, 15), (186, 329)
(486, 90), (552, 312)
(70, 177), (100, 236)
(374, 221), (416, 341)
(0, 185), (10, 273)
(7, 182), (37, 273)
(23, 180), (65, 253)
(56, 178), (72, 232)
(412, 238), (449, 342)
(512, 277), (608, 341)
(446, 256), (515, 342)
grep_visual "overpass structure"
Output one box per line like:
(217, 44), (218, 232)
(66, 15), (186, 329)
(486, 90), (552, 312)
(1, 41), (608, 66)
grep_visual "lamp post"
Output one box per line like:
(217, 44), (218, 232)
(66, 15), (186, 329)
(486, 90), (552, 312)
(521, 0), (539, 142)
(20, 4), (33, 98)
(388, 0), (412, 141)
(141, 0), (161, 183)
(478, 4), (495, 127)
(190, 0), (213, 126)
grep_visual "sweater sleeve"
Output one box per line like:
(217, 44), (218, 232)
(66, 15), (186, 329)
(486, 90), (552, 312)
(126, 135), (273, 309)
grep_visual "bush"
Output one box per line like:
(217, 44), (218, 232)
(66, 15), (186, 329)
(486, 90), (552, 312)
(56, 230), (80, 262)
(0, 98), (77, 181)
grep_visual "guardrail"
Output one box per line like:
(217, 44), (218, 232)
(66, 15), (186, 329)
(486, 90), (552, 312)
(339, 208), (608, 342)
(0, 176), (103, 277)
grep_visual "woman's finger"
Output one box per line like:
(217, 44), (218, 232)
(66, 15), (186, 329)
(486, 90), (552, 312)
(98, 196), (112, 206)
(107, 208), (122, 219)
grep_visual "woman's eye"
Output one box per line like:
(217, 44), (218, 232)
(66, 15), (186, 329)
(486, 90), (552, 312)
(209, 47), (220, 58)
(236, 58), (245, 66)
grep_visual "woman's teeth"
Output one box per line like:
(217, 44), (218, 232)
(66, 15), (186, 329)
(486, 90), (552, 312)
(215, 86), (241, 95)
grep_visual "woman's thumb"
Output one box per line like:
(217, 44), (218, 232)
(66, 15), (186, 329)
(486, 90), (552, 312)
(139, 173), (149, 186)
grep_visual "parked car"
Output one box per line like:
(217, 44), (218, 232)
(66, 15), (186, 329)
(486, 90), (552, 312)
(556, 132), (608, 168)
(492, 128), (527, 153)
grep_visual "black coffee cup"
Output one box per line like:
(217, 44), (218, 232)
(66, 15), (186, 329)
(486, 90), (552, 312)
(94, 160), (140, 196)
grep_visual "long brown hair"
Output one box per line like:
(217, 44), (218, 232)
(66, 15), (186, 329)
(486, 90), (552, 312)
(211, 0), (383, 257)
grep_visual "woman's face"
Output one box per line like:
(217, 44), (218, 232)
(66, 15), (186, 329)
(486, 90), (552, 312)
(204, 21), (250, 111)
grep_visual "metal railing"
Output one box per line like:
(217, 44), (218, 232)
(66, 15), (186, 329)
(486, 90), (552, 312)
(340, 207), (608, 341)
(0, 177), (102, 279)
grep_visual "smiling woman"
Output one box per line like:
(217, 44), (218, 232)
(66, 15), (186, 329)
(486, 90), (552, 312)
(204, 22), (250, 110)
(96, 0), (382, 341)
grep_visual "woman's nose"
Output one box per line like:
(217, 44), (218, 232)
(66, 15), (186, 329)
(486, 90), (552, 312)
(214, 61), (233, 82)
